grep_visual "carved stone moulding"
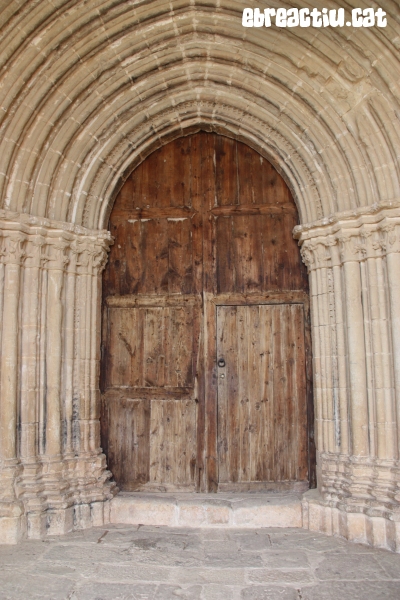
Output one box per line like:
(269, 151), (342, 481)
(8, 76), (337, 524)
(295, 200), (400, 270)
(0, 209), (113, 274)
(0, 210), (115, 544)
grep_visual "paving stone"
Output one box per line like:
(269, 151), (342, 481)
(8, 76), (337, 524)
(0, 574), (76, 600)
(315, 554), (390, 580)
(301, 581), (400, 600)
(270, 533), (349, 552)
(203, 552), (264, 568)
(154, 584), (203, 599)
(76, 582), (157, 600)
(0, 524), (400, 599)
(173, 566), (246, 585)
(0, 542), (48, 567)
(247, 568), (314, 584)
(42, 543), (130, 564)
(201, 530), (233, 541)
(241, 586), (300, 599)
(236, 533), (272, 552)
(375, 551), (400, 579)
(128, 547), (204, 567)
(201, 584), (242, 599)
(92, 562), (170, 583)
(260, 551), (310, 569)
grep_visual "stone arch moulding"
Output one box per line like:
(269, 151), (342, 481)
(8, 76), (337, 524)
(1, 115), (400, 553)
(0, 0), (400, 553)
(96, 109), (324, 230)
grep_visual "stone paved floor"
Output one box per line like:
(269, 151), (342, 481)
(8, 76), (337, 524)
(1, 525), (400, 599)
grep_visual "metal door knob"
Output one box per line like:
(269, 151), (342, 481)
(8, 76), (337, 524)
(218, 358), (225, 368)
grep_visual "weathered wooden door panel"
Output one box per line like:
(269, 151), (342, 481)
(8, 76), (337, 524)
(149, 398), (197, 490)
(101, 132), (314, 492)
(106, 306), (194, 388)
(102, 300), (198, 491)
(217, 304), (308, 491)
(102, 394), (150, 490)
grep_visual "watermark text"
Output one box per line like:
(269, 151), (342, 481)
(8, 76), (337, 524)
(242, 8), (387, 28)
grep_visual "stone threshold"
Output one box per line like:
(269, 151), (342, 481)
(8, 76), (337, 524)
(109, 491), (303, 529)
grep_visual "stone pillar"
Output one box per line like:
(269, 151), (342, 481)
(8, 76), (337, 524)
(0, 210), (115, 543)
(339, 236), (369, 458)
(297, 204), (400, 552)
(0, 233), (25, 543)
(19, 237), (46, 537)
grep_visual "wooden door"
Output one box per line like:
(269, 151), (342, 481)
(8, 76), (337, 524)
(101, 132), (314, 492)
(217, 304), (308, 492)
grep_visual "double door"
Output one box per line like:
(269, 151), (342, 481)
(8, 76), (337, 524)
(101, 133), (314, 492)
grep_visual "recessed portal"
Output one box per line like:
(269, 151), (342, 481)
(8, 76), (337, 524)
(100, 132), (314, 492)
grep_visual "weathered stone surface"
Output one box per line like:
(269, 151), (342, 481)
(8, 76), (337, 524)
(241, 587), (300, 600)
(0, 524), (399, 599)
(301, 582), (400, 600)
(110, 492), (304, 530)
(0, 0), (400, 557)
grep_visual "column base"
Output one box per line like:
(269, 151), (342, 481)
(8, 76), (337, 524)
(0, 502), (26, 544)
(302, 489), (400, 553)
(0, 499), (112, 544)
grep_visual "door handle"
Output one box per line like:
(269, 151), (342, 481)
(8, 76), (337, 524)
(218, 358), (225, 368)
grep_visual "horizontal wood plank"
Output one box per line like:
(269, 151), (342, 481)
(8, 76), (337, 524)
(211, 291), (309, 305)
(106, 294), (202, 308)
(113, 206), (197, 220)
(210, 203), (297, 216)
(103, 387), (194, 399)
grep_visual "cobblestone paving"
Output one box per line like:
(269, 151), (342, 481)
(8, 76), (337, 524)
(1, 525), (400, 599)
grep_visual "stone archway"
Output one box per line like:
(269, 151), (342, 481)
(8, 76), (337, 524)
(0, 1), (399, 552)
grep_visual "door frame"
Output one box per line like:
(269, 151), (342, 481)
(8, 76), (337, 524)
(201, 290), (315, 492)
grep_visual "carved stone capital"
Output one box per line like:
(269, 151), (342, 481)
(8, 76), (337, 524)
(0, 233), (26, 266)
(300, 238), (337, 271)
(75, 237), (112, 276)
(92, 245), (110, 274)
(380, 223), (400, 255)
(297, 203), (400, 267)
(42, 240), (70, 271)
(336, 234), (365, 263)
(24, 237), (46, 269)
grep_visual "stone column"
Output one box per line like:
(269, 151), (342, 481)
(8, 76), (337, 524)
(296, 203), (400, 552)
(19, 237), (46, 537)
(338, 235), (369, 458)
(39, 238), (71, 535)
(63, 243), (78, 458)
(0, 233), (25, 542)
(0, 210), (115, 543)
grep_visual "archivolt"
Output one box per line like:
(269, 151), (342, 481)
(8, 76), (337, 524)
(0, 0), (399, 229)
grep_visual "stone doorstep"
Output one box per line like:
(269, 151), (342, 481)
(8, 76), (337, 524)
(109, 492), (304, 529)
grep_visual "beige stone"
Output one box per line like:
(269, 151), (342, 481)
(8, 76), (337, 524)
(0, 0), (399, 553)
(110, 495), (176, 527)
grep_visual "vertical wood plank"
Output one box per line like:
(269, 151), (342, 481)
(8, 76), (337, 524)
(168, 218), (193, 294)
(202, 134), (219, 491)
(215, 136), (239, 206)
(141, 220), (169, 294)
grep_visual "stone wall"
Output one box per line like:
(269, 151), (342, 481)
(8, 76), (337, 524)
(0, 0), (399, 550)
(0, 211), (115, 543)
